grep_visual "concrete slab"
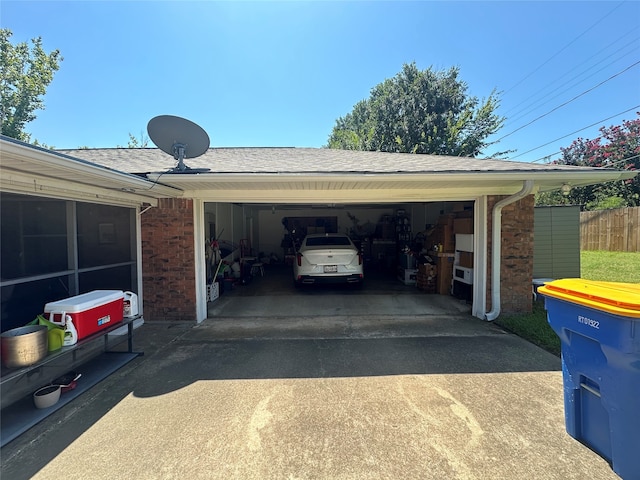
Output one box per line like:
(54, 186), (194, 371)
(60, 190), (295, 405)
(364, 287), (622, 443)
(208, 264), (472, 318)
(0, 318), (619, 480)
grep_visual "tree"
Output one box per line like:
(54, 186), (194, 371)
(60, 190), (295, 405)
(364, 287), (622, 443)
(327, 62), (504, 157)
(0, 29), (62, 142)
(123, 130), (149, 148)
(535, 115), (640, 209)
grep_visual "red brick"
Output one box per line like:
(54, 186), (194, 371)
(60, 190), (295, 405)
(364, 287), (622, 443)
(141, 198), (197, 321)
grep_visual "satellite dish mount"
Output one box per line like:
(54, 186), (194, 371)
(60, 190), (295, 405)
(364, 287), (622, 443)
(172, 142), (190, 172)
(147, 115), (211, 173)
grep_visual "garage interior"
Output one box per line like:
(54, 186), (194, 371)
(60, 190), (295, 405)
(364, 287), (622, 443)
(204, 200), (476, 312)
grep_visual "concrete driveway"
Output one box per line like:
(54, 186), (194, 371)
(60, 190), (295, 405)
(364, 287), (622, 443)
(0, 309), (619, 480)
(207, 264), (474, 319)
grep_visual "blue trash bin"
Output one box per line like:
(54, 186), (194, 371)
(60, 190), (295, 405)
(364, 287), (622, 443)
(539, 279), (640, 480)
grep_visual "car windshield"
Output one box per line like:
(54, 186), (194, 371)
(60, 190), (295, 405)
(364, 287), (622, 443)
(305, 236), (351, 247)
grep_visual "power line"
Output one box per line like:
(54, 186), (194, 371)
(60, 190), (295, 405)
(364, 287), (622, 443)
(495, 61), (640, 142)
(533, 151), (640, 166)
(510, 105), (640, 159)
(504, 39), (639, 126)
(502, 27), (639, 117)
(503, 1), (626, 95)
(530, 151), (562, 164)
(606, 152), (640, 168)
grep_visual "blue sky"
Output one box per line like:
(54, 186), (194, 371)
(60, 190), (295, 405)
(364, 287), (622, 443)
(2, 1), (639, 162)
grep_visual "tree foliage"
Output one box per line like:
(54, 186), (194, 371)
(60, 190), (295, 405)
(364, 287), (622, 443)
(327, 63), (504, 157)
(118, 130), (149, 148)
(535, 115), (640, 209)
(0, 29), (62, 142)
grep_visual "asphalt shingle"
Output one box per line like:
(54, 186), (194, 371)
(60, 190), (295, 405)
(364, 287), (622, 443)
(57, 147), (597, 175)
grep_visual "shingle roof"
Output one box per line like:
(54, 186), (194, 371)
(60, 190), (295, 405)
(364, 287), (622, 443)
(57, 147), (597, 175)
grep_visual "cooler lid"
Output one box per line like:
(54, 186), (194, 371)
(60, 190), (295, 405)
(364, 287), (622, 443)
(538, 279), (640, 318)
(44, 290), (124, 313)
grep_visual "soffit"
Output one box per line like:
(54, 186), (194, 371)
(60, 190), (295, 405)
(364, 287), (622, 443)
(147, 171), (636, 203)
(0, 137), (182, 206)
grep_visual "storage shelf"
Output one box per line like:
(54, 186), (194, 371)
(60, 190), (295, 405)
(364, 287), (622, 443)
(1, 315), (142, 447)
(0, 351), (139, 447)
(1, 316), (138, 387)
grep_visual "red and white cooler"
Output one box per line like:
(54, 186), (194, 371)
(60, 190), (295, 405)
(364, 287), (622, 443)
(44, 290), (124, 340)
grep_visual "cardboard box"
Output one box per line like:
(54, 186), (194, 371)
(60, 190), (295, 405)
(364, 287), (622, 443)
(457, 251), (474, 268)
(437, 214), (455, 226)
(453, 217), (473, 234)
(44, 290), (124, 340)
(418, 263), (437, 277)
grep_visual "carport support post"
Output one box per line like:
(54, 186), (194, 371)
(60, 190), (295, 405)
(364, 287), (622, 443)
(484, 180), (534, 321)
(194, 199), (208, 323)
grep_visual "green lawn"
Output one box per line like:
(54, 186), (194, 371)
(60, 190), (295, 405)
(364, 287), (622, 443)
(580, 250), (640, 283)
(496, 250), (640, 356)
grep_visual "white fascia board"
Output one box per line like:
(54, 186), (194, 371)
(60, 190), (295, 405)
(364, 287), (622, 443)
(1, 170), (159, 207)
(150, 169), (636, 188)
(166, 170), (636, 204)
(533, 170), (638, 191)
(1, 138), (182, 199)
(184, 188), (491, 203)
(149, 169), (636, 181)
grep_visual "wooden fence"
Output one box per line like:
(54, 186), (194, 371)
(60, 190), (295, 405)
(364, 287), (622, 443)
(580, 207), (640, 252)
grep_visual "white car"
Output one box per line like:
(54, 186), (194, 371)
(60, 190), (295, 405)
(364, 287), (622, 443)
(293, 233), (363, 287)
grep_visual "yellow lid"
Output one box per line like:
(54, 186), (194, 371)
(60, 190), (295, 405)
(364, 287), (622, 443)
(538, 279), (640, 318)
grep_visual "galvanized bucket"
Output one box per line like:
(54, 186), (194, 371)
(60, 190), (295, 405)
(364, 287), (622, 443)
(1, 325), (48, 368)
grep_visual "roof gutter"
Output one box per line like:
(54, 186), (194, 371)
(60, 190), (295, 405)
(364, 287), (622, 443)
(484, 179), (535, 321)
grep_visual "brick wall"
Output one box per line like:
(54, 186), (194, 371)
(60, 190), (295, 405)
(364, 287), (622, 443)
(141, 198), (197, 321)
(139, 196), (534, 321)
(486, 194), (535, 315)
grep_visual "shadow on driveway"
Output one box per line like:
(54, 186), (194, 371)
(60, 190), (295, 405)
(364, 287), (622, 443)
(0, 317), (590, 480)
(130, 322), (561, 398)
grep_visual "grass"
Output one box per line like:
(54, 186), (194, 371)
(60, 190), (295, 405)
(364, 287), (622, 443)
(580, 250), (640, 283)
(497, 302), (561, 356)
(496, 250), (640, 356)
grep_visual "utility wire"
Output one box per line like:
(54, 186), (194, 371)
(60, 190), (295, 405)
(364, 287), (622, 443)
(495, 61), (640, 142)
(533, 151), (640, 166)
(511, 105), (640, 159)
(505, 41), (639, 125)
(606, 153), (640, 168)
(503, 1), (626, 95)
(531, 142), (640, 167)
(531, 151), (563, 164)
(503, 27), (639, 117)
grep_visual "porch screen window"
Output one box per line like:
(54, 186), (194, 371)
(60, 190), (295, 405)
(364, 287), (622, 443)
(77, 203), (133, 268)
(1, 195), (68, 278)
(0, 193), (137, 332)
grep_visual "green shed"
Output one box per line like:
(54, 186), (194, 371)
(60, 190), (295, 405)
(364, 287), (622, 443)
(533, 205), (581, 280)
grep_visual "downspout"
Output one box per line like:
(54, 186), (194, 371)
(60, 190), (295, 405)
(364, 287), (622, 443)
(484, 180), (534, 321)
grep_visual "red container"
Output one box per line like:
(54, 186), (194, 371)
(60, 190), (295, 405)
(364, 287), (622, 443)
(44, 290), (124, 340)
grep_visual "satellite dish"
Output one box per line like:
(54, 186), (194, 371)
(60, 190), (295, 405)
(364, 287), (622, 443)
(147, 115), (211, 173)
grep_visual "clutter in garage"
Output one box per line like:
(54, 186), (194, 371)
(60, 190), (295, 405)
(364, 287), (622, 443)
(204, 202), (475, 301)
